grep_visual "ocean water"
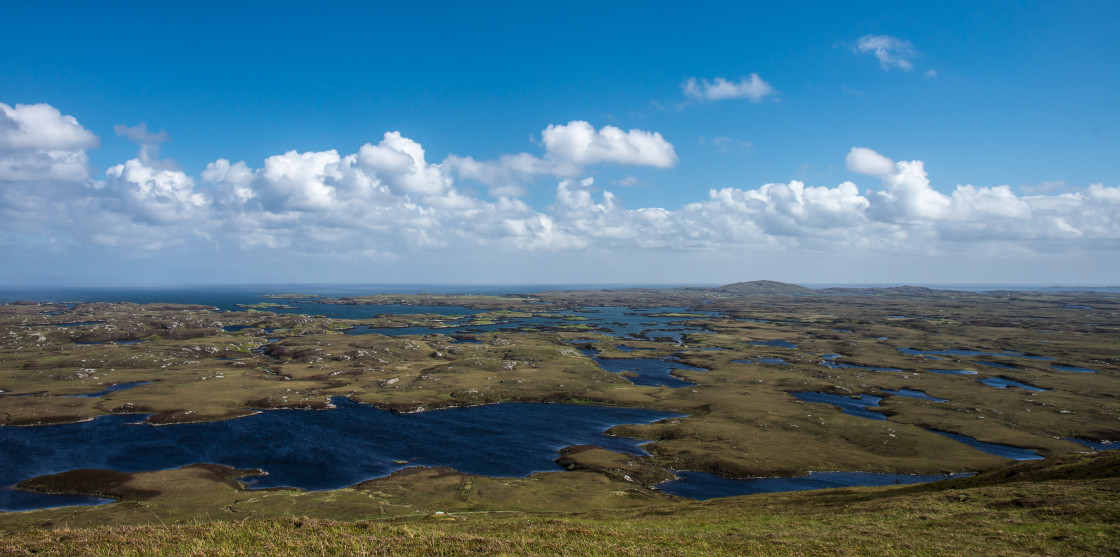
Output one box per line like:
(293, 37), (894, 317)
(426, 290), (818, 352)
(0, 284), (684, 308)
(5, 282), (1117, 309)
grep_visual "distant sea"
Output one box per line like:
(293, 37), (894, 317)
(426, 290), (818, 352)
(0, 283), (1117, 310)
(0, 284), (682, 310)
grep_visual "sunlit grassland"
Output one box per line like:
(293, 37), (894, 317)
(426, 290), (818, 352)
(5, 452), (1118, 556)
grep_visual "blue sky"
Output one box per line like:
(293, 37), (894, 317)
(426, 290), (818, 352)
(2, 1), (1119, 286)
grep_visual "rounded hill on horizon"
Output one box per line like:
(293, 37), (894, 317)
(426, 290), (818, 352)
(713, 280), (813, 295)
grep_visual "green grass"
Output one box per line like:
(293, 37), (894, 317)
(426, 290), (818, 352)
(5, 456), (1118, 556)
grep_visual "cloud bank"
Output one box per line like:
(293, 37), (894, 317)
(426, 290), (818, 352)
(2, 103), (1118, 282)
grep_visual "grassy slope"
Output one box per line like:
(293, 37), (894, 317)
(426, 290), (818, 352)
(3, 452), (1118, 556)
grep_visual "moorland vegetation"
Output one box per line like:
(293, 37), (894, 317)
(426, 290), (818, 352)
(1, 281), (1117, 554)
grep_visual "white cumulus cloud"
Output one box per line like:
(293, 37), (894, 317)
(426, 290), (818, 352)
(0, 103), (99, 151)
(541, 121), (677, 171)
(101, 159), (207, 226)
(846, 146), (897, 176)
(0, 103), (99, 183)
(445, 121), (676, 195)
(256, 149), (346, 213)
(357, 132), (451, 197)
(682, 75), (776, 103)
(869, 159), (951, 222)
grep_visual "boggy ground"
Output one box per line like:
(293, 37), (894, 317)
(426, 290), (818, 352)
(1, 282), (1119, 529)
